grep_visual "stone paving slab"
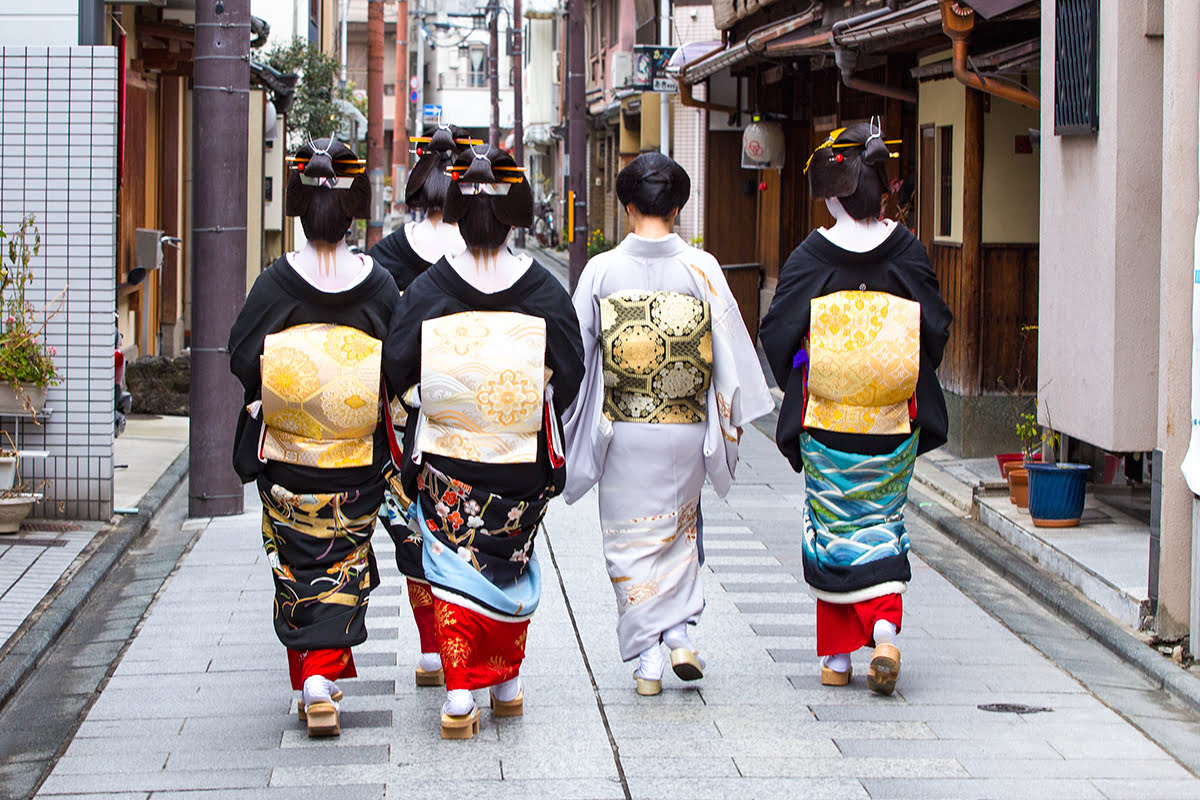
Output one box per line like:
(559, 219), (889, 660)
(28, 423), (1200, 798)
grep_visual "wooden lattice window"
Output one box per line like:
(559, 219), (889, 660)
(1055, 0), (1099, 135)
(939, 126), (953, 238)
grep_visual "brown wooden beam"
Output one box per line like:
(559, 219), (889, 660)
(961, 86), (984, 395)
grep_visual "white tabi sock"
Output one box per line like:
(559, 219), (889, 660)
(443, 688), (475, 716)
(419, 652), (442, 672)
(662, 622), (694, 651)
(872, 619), (898, 646)
(821, 653), (851, 674)
(634, 643), (665, 681)
(302, 675), (340, 710)
(492, 675), (521, 702)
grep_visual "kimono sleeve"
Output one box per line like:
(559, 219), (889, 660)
(561, 259), (612, 504)
(541, 277), (586, 417)
(759, 244), (826, 387)
(381, 279), (429, 403)
(226, 274), (285, 483)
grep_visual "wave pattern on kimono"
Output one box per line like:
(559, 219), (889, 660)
(800, 431), (918, 604)
(259, 481), (382, 651)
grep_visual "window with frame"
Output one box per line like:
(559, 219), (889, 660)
(468, 45), (487, 88)
(591, 1), (600, 57)
(1054, 0), (1099, 134)
(609, 0), (618, 45)
(938, 125), (953, 238)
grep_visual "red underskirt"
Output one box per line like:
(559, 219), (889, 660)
(433, 597), (529, 691)
(407, 578), (439, 653)
(815, 594), (903, 656)
(287, 647), (358, 690)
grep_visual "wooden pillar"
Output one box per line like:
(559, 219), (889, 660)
(756, 169), (781, 279)
(961, 87), (984, 395)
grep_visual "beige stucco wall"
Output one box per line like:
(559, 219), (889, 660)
(1038, 0), (1162, 453)
(918, 75), (965, 245)
(982, 84), (1040, 244)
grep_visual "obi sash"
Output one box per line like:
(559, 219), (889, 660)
(416, 310), (547, 464)
(803, 290), (919, 436)
(599, 290), (713, 424)
(259, 323), (382, 469)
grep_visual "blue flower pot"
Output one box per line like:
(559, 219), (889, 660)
(1025, 463), (1090, 528)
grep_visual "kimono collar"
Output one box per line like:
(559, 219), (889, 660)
(618, 232), (688, 260)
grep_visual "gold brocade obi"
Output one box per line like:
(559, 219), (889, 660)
(260, 323), (383, 468)
(417, 310), (547, 464)
(599, 290), (713, 424)
(803, 290), (920, 435)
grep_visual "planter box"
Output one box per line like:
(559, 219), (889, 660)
(0, 385), (47, 416)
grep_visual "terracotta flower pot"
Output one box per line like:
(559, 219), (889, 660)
(1007, 467), (1029, 509)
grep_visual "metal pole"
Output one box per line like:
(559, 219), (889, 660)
(567, 0), (586, 289)
(190, 0), (249, 518)
(489, 0), (501, 148)
(659, 0), (669, 156)
(513, 0), (525, 247)
(367, 0), (385, 247)
(415, 0), (424, 140)
(340, 0), (349, 89)
(393, 0), (409, 216)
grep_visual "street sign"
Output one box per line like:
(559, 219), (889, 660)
(632, 45), (678, 93)
(410, 90), (419, 103)
(423, 104), (442, 121)
(410, 75), (419, 90)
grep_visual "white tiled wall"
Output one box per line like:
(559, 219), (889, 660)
(0, 47), (118, 520)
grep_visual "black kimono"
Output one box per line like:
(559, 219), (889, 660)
(759, 225), (953, 470)
(368, 224), (434, 292)
(228, 255), (401, 662)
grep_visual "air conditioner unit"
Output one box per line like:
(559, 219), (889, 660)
(611, 51), (632, 90)
(551, 50), (561, 83)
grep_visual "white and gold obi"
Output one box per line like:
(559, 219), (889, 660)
(804, 290), (920, 435)
(599, 290), (713, 424)
(259, 323), (383, 468)
(417, 311), (547, 464)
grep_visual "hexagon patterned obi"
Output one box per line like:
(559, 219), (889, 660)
(260, 323), (383, 468)
(599, 290), (713, 424)
(804, 290), (920, 436)
(418, 311), (547, 464)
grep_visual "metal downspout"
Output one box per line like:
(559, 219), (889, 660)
(678, 32), (738, 115)
(831, 0), (918, 105)
(938, 0), (1040, 110)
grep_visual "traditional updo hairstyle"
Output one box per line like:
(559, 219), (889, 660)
(405, 124), (470, 212)
(285, 137), (371, 243)
(443, 147), (534, 250)
(805, 122), (892, 221)
(615, 152), (691, 218)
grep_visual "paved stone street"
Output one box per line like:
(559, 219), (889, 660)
(24, 425), (1200, 799)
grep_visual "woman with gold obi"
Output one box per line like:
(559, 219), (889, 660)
(370, 121), (475, 691)
(759, 122), (952, 696)
(228, 137), (401, 737)
(562, 153), (774, 696)
(382, 146), (584, 739)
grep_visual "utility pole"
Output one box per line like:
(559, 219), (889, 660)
(190, 0), (249, 517)
(393, 0), (409, 215)
(659, 0), (670, 156)
(567, 0), (586, 288)
(415, 0), (424, 140)
(512, 0), (525, 247)
(489, 0), (500, 148)
(367, 0), (386, 247)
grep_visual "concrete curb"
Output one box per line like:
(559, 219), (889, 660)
(0, 447), (190, 711)
(907, 484), (1200, 717)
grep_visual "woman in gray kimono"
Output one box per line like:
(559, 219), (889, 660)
(563, 153), (774, 695)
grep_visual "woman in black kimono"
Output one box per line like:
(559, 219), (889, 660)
(370, 122), (474, 690)
(228, 137), (401, 737)
(759, 122), (952, 696)
(383, 146), (584, 739)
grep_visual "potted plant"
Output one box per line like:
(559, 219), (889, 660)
(1007, 410), (1057, 509)
(0, 215), (61, 416)
(0, 484), (41, 534)
(1026, 462), (1090, 527)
